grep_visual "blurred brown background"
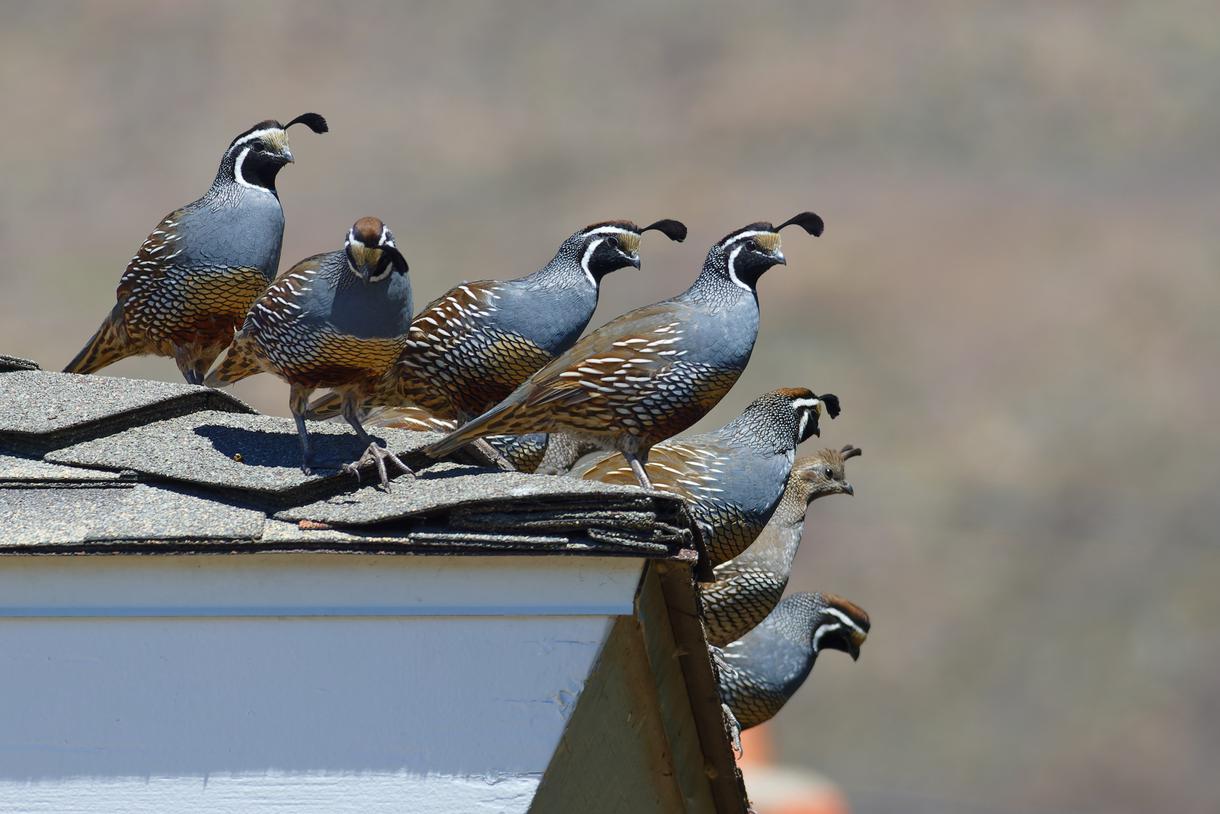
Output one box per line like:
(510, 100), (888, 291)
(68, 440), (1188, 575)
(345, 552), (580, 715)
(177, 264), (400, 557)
(2, 2), (1217, 812)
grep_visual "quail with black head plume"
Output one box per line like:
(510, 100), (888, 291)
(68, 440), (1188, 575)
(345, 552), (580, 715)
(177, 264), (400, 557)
(205, 217), (412, 487)
(714, 591), (870, 730)
(65, 114), (328, 384)
(577, 388), (839, 565)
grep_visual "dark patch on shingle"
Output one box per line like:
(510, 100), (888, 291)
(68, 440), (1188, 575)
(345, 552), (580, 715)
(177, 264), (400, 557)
(46, 411), (461, 508)
(0, 483), (265, 546)
(0, 355), (39, 372)
(276, 462), (679, 525)
(0, 371), (253, 454)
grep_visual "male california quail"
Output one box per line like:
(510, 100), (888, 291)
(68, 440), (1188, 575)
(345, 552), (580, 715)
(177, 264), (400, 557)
(306, 219), (687, 428)
(204, 217), (412, 486)
(714, 592), (870, 730)
(362, 404), (552, 473)
(576, 388), (839, 565)
(423, 214), (826, 485)
(701, 446), (861, 646)
(65, 114), (328, 384)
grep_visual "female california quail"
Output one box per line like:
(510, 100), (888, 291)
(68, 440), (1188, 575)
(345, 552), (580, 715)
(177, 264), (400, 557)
(423, 214), (826, 485)
(64, 114), (328, 384)
(714, 592), (870, 730)
(204, 217), (412, 486)
(305, 219), (686, 426)
(576, 388), (839, 566)
(701, 446), (861, 646)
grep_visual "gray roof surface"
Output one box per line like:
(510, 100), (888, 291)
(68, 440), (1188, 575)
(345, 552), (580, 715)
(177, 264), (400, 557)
(0, 369), (252, 454)
(0, 365), (697, 558)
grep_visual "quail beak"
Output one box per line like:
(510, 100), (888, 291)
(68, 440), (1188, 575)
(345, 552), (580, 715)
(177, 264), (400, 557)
(627, 253), (641, 270)
(281, 147), (295, 164)
(842, 482), (854, 496)
(847, 629), (867, 660)
(772, 249), (787, 266)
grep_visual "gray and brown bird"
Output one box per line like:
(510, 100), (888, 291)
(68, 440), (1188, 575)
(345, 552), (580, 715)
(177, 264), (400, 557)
(205, 217), (412, 486)
(306, 219), (687, 431)
(576, 388), (839, 566)
(714, 592), (870, 730)
(423, 214), (826, 485)
(65, 114), (329, 384)
(701, 446), (861, 647)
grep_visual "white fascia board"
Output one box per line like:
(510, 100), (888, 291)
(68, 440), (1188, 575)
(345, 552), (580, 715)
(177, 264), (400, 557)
(0, 553), (646, 617)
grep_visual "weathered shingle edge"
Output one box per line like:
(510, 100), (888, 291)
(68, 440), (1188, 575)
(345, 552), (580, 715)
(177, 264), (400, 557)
(0, 355), (39, 372)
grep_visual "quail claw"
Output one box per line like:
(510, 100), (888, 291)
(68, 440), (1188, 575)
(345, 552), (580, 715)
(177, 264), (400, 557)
(343, 442), (415, 490)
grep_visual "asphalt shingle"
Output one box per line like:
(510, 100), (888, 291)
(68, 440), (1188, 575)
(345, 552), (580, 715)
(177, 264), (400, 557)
(0, 453), (133, 486)
(0, 370), (253, 453)
(0, 483), (266, 547)
(0, 355), (39, 372)
(45, 410), (473, 507)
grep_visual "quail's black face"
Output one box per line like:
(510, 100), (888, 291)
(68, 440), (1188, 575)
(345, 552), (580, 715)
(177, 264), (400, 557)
(223, 113), (328, 193)
(585, 232), (642, 279)
(346, 217), (409, 283)
(720, 228), (786, 289)
(812, 595), (871, 661)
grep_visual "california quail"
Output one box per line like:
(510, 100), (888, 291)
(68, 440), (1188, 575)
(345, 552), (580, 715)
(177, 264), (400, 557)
(204, 217), (412, 486)
(576, 388), (839, 566)
(64, 114), (328, 384)
(423, 213), (826, 485)
(305, 219), (687, 428)
(714, 592), (870, 730)
(363, 404), (552, 473)
(701, 446), (861, 647)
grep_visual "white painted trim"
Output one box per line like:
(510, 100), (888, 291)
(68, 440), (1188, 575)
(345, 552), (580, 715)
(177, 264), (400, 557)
(0, 554), (645, 617)
(2, 773), (542, 814)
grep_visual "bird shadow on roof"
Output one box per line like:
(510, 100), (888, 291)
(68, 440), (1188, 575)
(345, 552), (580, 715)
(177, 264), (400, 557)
(193, 424), (385, 470)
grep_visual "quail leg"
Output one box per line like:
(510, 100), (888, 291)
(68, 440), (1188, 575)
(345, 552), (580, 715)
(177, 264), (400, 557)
(289, 386), (315, 475)
(472, 437), (514, 471)
(623, 448), (654, 490)
(340, 394), (413, 488)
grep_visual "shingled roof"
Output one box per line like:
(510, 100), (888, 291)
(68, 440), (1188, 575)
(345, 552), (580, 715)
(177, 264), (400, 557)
(0, 357), (698, 557)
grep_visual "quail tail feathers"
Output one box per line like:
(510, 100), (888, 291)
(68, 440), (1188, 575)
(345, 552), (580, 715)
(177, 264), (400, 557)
(203, 334), (265, 388)
(63, 304), (136, 375)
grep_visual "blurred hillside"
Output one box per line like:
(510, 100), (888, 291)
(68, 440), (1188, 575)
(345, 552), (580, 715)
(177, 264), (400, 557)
(2, 3), (1218, 812)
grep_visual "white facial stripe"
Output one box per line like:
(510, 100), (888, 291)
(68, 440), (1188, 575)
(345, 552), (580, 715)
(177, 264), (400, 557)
(790, 398), (821, 411)
(229, 127), (284, 152)
(583, 226), (635, 238)
(719, 229), (769, 248)
(726, 245), (751, 291)
(347, 229), (358, 247)
(233, 147), (256, 190)
(812, 622), (843, 653)
(798, 411), (810, 439)
(580, 238), (605, 287)
(824, 607), (864, 634)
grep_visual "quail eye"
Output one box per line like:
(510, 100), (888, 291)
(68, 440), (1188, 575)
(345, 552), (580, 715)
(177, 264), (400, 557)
(250, 141), (266, 153)
(745, 239), (759, 251)
(605, 236), (619, 249)
(824, 466), (834, 479)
